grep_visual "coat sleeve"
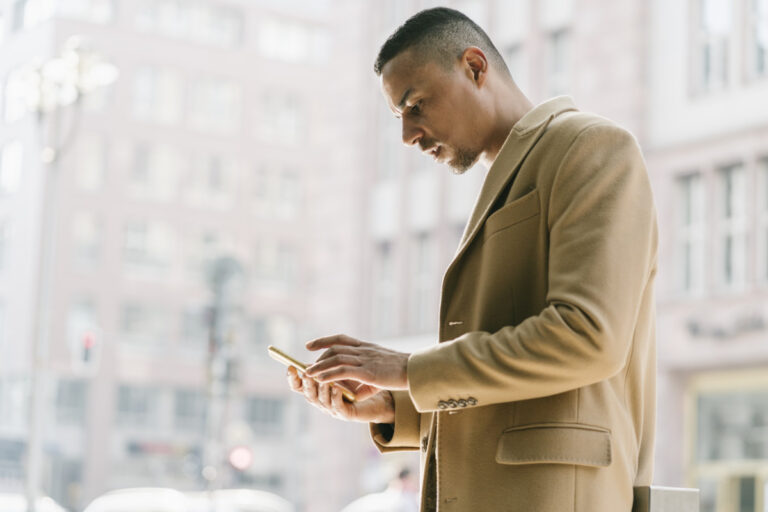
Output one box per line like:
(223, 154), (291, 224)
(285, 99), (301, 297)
(369, 390), (421, 452)
(406, 123), (659, 412)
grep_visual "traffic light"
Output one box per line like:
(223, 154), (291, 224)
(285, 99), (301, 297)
(81, 331), (96, 363)
(69, 325), (102, 374)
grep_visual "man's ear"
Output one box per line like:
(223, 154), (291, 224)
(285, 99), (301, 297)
(461, 47), (488, 87)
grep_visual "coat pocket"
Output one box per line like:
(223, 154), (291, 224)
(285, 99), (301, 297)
(495, 422), (612, 467)
(484, 187), (540, 239)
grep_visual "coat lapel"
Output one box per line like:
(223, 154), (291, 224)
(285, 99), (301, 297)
(449, 96), (579, 269)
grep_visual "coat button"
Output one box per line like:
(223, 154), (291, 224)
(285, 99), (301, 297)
(467, 397), (477, 405)
(458, 399), (467, 407)
(438, 401), (447, 409)
(448, 399), (458, 408)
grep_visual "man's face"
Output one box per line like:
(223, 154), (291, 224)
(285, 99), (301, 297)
(380, 49), (486, 174)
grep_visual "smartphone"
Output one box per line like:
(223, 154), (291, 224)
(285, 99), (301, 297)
(268, 345), (357, 402)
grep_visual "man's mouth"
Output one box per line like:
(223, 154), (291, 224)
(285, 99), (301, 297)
(429, 145), (441, 160)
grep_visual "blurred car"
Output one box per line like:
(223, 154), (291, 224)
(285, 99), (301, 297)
(186, 489), (293, 512)
(82, 488), (189, 512)
(0, 493), (69, 512)
(82, 487), (293, 512)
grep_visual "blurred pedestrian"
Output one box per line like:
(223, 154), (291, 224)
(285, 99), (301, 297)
(340, 467), (419, 512)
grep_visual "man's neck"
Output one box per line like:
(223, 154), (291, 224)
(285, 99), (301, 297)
(479, 84), (533, 169)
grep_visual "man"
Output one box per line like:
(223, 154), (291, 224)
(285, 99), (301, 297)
(286, 7), (657, 512)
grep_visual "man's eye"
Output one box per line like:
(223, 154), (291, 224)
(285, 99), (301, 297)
(410, 102), (422, 115)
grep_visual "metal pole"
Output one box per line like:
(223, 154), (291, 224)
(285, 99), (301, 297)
(201, 257), (244, 495)
(25, 128), (60, 512)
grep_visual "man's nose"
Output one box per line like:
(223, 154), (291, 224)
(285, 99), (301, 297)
(401, 119), (422, 147)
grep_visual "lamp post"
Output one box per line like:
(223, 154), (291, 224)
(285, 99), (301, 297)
(24, 36), (117, 512)
(203, 255), (245, 492)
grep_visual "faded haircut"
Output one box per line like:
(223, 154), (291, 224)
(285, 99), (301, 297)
(373, 7), (511, 78)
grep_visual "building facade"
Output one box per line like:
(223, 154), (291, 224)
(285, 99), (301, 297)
(1, 0), (767, 511)
(0, 0), (371, 510)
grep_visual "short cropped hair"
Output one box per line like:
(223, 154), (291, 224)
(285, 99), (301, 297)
(373, 7), (510, 77)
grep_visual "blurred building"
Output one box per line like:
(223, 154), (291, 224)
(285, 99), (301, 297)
(648, 1), (768, 511)
(1, 1), (767, 512)
(362, 1), (768, 512)
(0, 0), (373, 511)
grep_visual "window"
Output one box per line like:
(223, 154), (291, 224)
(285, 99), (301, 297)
(546, 28), (570, 97)
(132, 68), (183, 124)
(258, 18), (330, 63)
(130, 143), (181, 201)
(57, 0), (114, 23)
(188, 78), (241, 134)
(11, 0), (27, 31)
(503, 43), (528, 92)
(174, 389), (206, 432)
(758, 158), (768, 282)
(688, 372), (768, 512)
(251, 166), (271, 217)
(377, 104), (402, 181)
(257, 93), (304, 145)
(180, 306), (208, 347)
(119, 302), (170, 345)
(56, 379), (87, 425)
(0, 303), (4, 357)
(0, 140), (23, 194)
(248, 316), (295, 355)
(716, 164), (747, 289)
(122, 220), (176, 273)
(409, 233), (436, 332)
(12, 0), (55, 31)
(697, 391), (768, 461)
(0, 221), (8, 271)
(276, 170), (301, 220)
(253, 241), (297, 287)
(747, 0), (768, 79)
(134, 0), (243, 48)
(693, 0), (732, 93)
(371, 240), (397, 338)
(0, 377), (27, 429)
(677, 173), (706, 294)
(72, 212), (101, 268)
(67, 298), (97, 356)
(494, 0), (529, 44)
(75, 135), (106, 192)
(183, 153), (236, 208)
(4, 70), (28, 123)
(116, 385), (158, 427)
(246, 396), (284, 435)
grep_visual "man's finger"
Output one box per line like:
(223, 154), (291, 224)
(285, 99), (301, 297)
(331, 385), (354, 418)
(305, 354), (361, 377)
(305, 334), (363, 351)
(314, 366), (370, 384)
(287, 367), (303, 392)
(314, 345), (360, 363)
(318, 382), (333, 409)
(302, 375), (319, 402)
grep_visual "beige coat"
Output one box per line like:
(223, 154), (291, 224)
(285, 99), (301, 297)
(369, 96), (658, 512)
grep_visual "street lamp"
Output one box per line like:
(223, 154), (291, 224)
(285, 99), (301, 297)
(24, 35), (117, 512)
(203, 255), (246, 491)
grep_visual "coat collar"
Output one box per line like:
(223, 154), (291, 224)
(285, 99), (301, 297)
(451, 96), (579, 263)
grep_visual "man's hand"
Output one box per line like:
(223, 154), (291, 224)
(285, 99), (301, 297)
(286, 366), (395, 424)
(303, 334), (410, 390)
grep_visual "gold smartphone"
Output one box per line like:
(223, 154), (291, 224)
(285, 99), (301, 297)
(268, 345), (357, 402)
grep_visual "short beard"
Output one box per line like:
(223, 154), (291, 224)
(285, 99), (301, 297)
(448, 147), (481, 175)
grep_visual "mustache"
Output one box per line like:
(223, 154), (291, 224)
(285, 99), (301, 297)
(418, 138), (439, 152)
